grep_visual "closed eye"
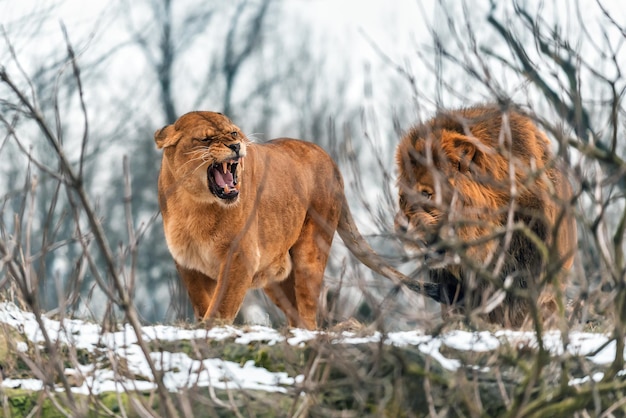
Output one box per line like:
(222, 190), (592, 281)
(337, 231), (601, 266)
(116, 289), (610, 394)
(199, 136), (215, 143)
(416, 185), (434, 200)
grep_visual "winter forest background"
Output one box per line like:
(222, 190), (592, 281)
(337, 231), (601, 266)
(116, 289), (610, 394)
(1, 0), (625, 328)
(4, 0), (626, 415)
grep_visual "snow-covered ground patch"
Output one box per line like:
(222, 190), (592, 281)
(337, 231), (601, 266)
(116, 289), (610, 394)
(0, 302), (622, 394)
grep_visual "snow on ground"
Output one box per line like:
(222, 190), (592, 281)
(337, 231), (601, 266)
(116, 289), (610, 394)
(0, 302), (622, 394)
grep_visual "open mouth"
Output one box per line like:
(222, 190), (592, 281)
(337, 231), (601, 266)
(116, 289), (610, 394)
(207, 157), (243, 201)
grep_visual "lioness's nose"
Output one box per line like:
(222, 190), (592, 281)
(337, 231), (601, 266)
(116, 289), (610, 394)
(227, 143), (240, 154)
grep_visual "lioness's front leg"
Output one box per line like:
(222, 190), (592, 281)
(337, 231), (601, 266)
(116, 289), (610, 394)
(203, 257), (253, 323)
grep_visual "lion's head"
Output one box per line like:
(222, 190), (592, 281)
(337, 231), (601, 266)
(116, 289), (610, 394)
(155, 111), (248, 206)
(395, 106), (557, 265)
(395, 105), (577, 326)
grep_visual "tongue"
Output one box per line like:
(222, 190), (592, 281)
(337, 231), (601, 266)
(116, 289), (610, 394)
(213, 168), (234, 188)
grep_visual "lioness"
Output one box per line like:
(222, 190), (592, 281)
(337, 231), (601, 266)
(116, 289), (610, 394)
(155, 111), (440, 329)
(395, 105), (577, 327)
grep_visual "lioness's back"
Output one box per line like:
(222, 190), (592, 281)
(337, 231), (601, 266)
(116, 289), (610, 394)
(249, 138), (344, 201)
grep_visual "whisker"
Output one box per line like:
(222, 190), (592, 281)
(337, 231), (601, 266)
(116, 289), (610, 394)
(181, 151), (207, 161)
(193, 153), (214, 173)
(188, 148), (209, 155)
(245, 132), (264, 142)
(183, 146), (210, 155)
(190, 160), (210, 176)
(180, 152), (212, 170)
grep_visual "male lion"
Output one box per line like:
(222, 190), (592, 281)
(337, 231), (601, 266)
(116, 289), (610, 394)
(155, 111), (440, 330)
(395, 105), (577, 327)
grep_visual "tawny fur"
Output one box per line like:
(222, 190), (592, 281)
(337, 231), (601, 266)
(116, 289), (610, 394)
(156, 111), (435, 330)
(395, 105), (577, 328)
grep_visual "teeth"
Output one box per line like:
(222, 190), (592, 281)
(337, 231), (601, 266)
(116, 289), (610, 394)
(224, 185), (230, 193)
(222, 161), (228, 173)
(234, 184), (240, 190)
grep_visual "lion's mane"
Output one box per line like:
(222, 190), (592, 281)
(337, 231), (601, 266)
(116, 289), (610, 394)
(395, 105), (577, 327)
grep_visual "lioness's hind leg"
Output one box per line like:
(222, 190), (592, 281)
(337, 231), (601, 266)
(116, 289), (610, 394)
(176, 264), (217, 320)
(264, 275), (301, 327)
(288, 217), (336, 330)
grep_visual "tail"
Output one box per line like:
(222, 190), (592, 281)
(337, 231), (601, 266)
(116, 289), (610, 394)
(336, 195), (443, 303)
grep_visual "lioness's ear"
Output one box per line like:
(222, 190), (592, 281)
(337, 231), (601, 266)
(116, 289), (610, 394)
(154, 125), (180, 149)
